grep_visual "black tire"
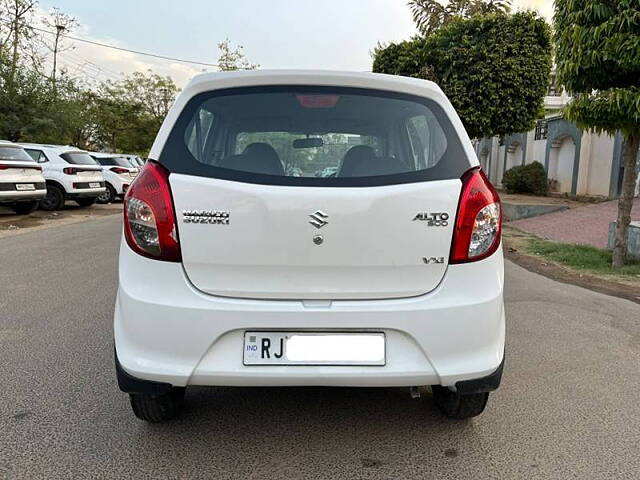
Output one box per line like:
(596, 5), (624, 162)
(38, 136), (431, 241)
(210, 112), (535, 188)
(75, 197), (97, 207)
(40, 184), (65, 211)
(97, 184), (116, 204)
(11, 200), (39, 215)
(431, 386), (489, 419)
(129, 387), (186, 423)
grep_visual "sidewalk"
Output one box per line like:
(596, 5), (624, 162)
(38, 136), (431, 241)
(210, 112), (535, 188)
(508, 198), (640, 249)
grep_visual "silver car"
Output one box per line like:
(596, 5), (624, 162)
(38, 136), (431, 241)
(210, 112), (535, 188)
(0, 141), (46, 214)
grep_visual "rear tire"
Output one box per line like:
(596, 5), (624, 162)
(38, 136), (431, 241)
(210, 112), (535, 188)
(129, 387), (186, 423)
(75, 197), (97, 207)
(40, 184), (65, 211)
(11, 200), (39, 215)
(431, 385), (489, 419)
(97, 184), (116, 204)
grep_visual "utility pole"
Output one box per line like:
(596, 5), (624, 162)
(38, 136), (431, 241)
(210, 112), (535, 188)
(52, 24), (66, 86)
(160, 87), (169, 117)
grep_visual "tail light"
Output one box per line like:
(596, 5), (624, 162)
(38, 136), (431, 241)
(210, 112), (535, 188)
(110, 167), (129, 174)
(123, 161), (181, 262)
(450, 168), (502, 264)
(63, 167), (78, 175)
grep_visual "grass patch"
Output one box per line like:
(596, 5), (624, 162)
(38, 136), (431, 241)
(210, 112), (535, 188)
(524, 238), (640, 278)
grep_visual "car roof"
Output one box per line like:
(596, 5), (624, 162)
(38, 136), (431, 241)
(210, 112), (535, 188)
(90, 152), (126, 158)
(185, 69), (440, 92)
(0, 140), (22, 148)
(17, 143), (89, 154)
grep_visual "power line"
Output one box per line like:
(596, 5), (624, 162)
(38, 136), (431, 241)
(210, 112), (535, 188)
(0, 19), (219, 68)
(65, 50), (123, 79)
(58, 51), (120, 82)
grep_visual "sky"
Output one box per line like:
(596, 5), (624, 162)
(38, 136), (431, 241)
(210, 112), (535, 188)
(35, 0), (555, 87)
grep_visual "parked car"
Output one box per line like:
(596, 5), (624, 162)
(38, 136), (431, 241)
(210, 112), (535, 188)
(90, 153), (139, 204)
(124, 155), (145, 168)
(0, 140), (47, 214)
(19, 144), (105, 211)
(114, 71), (504, 422)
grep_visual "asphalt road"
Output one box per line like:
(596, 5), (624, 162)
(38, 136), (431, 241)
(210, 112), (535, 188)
(1, 215), (639, 479)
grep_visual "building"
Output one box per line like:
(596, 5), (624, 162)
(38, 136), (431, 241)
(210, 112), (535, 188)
(475, 73), (640, 198)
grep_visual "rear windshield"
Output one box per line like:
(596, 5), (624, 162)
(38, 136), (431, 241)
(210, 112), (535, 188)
(0, 146), (35, 162)
(61, 152), (98, 166)
(94, 156), (131, 167)
(159, 86), (468, 187)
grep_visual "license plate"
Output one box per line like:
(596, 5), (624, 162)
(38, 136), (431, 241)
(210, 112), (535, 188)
(16, 183), (35, 191)
(89, 182), (100, 188)
(243, 332), (385, 366)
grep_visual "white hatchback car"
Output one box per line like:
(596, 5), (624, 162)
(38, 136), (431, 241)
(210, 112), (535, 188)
(115, 71), (504, 422)
(0, 141), (46, 214)
(19, 144), (105, 210)
(90, 153), (138, 203)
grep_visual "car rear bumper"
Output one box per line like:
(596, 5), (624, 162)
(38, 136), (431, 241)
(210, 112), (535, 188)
(66, 186), (106, 198)
(0, 188), (47, 202)
(114, 240), (505, 389)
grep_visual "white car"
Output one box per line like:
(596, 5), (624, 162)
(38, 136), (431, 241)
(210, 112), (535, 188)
(91, 153), (138, 204)
(115, 70), (505, 422)
(124, 154), (145, 168)
(0, 141), (47, 214)
(19, 144), (105, 210)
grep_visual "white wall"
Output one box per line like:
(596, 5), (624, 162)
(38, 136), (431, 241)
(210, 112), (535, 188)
(586, 134), (615, 197)
(530, 140), (546, 166)
(549, 137), (576, 193)
(479, 124), (622, 196)
(505, 143), (524, 171)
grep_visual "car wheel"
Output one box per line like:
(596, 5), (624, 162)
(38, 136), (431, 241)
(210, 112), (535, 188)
(431, 385), (489, 419)
(129, 387), (186, 423)
(40, 185), (65, 211)
(10, 200), (39, 215)
(75, 197), (97, 207)
(97, 184), (116, 204)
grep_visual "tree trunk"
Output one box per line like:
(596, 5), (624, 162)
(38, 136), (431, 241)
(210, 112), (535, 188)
(612, 130), (640, 268)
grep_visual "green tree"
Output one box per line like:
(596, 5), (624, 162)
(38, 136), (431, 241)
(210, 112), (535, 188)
(216, 38), (259, 71)
(408, 0), (511, 35)
(91, 71), (179, 154)
(0, 55), (49, 141)
(555, 0), (640, 268)
(373, 11), (552, 139)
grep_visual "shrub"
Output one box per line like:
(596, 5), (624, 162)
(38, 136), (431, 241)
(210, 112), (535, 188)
(502, 161), (548, 196)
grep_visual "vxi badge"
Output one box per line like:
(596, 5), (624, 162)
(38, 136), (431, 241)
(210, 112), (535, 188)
(413, 212), (449, 227)
(183, 210), (230, 224)
(423, 257), (445, 265)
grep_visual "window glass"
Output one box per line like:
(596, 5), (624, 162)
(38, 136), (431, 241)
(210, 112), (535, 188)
(24, 149), (48, 163)
(60, 152), (99, 165)
(406, 113), (447, 170)
(233, 132), (382, 177)
(0, 146), (35, 162)
(94, 156), (131, 167)
(161, 86), (468, 186)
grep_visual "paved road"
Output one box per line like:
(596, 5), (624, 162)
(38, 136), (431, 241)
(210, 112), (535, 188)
(1, 216), (639, 479)
(510, 197), (640, 249)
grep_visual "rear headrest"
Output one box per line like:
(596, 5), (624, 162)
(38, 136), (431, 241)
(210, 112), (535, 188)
(338, 145), (405, 177)
(338, 145), (376, 177)
(242, 143), (284, 176)
(218, 142), (285, 176)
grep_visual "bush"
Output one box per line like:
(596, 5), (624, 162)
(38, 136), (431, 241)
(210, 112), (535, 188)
(502, 161), (548, 196)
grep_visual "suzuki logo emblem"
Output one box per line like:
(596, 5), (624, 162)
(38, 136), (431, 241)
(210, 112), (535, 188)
(309, 210), (329, 229)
